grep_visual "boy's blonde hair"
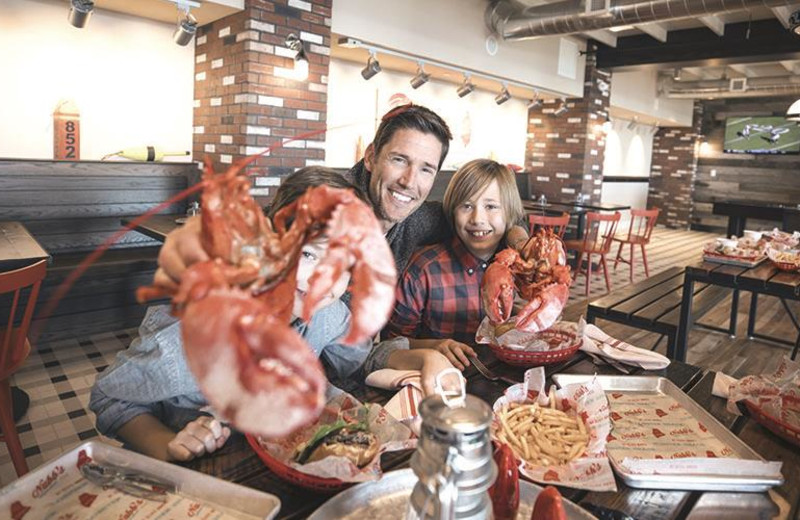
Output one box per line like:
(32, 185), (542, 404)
(442, 159), (524, 232)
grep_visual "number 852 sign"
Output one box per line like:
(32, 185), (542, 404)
(53, 100), (80, 161)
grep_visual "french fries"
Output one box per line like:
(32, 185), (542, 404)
(493, 401), (589, 467)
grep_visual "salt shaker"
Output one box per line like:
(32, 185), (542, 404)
(187, 201), (200, 217)
(538, 194), (547, 206)
(407, 370), (497, 520)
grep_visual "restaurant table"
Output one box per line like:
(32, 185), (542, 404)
(0, 221), (50, 271)
(120, 214), (183, 243)
(183, 348), (799, 519)
(677, 261), (800, 363)
(713, 201), (800, 237)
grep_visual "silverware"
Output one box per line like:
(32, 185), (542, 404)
(81, 462), (176, 502)
(468, 355), (520, 385)
(586, 352), (631, 374)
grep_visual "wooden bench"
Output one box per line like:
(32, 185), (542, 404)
(0, 159), (197, 341)
(586, 266), (739, 359)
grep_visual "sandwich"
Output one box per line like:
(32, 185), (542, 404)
(293, 419), (379, 468)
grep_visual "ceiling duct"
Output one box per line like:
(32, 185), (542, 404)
(487, 0), (794, 40)
(663, 74), (800, 98)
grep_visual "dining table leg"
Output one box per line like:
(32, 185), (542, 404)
(676, 273), (695, 362)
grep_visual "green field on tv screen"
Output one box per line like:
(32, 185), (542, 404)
(723, 117), (800, 154)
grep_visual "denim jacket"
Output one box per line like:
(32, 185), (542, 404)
(90, 304), (407, 438)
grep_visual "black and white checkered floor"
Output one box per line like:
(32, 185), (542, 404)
(0, 227), (718, 486)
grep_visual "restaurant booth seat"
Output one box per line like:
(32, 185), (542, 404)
(0, 259), (47, 477)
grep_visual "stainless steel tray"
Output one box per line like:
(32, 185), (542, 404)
(0, 440), (280, 519)
(308, 468), (596, 519)
(552, 374), (784, 492)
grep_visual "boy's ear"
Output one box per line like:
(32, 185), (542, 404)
(364, 143), (375, 173)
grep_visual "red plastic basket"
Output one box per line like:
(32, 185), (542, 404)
(744, 400), (800, 448)
(246, 433), (352, 493)
(489, 329), (581, 367)
(770, 259), (800, 272)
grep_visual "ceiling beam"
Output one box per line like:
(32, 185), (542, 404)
(780, 60), (800, 73)
(585, 30), (617, 48)
(699, 15), (725, 36)
(772, 6), (792, 29)
(596, 19), (800, 71)
(634, 22), (668, 43)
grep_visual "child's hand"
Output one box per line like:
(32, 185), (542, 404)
(167, 416), (231, 462)
(419, 350), (455, 396)
(431, 340), (477, 371)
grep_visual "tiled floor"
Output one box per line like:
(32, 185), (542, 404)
(0, 226), (747, 487)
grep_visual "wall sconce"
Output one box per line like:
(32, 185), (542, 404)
(285, 33), (309, 81)
(457, 75), (475, 98)
(410, 63), (430, 89)
(786, 98), (800, 121)
(361, 51), (381, 80)
(68, 0), (94, 29)
(495, 84), (511, 105)
(553, 99), (568, 116)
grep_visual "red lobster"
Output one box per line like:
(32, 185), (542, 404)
(137, 158), (397, 438)
(481, 228), (571, 333)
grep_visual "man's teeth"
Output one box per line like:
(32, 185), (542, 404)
(390, 191), (412, 203)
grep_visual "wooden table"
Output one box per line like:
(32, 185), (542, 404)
(677, 261), (800, 362)
(121, 215), (184, 243)
(0, 221), (51, 271)
(184, 349), (799, 519)
(712, 201), (800, 237)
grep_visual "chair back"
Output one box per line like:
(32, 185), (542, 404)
(625, 208), (660, 243)
(580, 212), (621, 255)
(0, 260), (46, 381)
(528, 212), (570, 238)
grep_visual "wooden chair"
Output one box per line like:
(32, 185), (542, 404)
(0, 260), (47, 477)
(564, 212), (621, 296)
(612, 208), (660, 281)
(528, 212), (570, 238)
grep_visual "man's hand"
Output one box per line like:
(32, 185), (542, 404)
(166, 416), (231, 462)
(419, 350), (455, 396)
(429, 339), (477, 371)
(156, 215), (208, 286)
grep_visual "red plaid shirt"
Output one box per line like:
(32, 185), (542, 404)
(385, 237), (495, 344)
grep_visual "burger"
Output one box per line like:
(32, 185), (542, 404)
(294, 419), (379, 468)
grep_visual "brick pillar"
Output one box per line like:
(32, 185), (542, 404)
(525, 54), (610, 204)
(647, 102), (703, 229)
(192, 0), (331, 203)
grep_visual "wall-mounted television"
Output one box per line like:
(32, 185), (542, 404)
(723, 116), (800, 155)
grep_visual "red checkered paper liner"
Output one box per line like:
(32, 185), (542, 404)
(491, 367), (617, 491)
(727, 356), (800, 433)
(255, 392), (415, 482)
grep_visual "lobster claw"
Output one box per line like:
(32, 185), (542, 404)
(482, 261), (516, 324)
(514, 283), (570, 333)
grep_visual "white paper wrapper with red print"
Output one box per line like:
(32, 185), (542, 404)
(491, 367), (617, 491)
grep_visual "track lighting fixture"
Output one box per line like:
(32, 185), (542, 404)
(672, 68), (682, 81)
(410, 63), (430, 89)
(361, 51), (381, 80)
(68, 0), (94, 29)
(553, 99), (568, 116)
(495, 84), (511, 105)
(627, 117), (638, 130)
(527, 95), (543, 110)
(173, 6), (198, 46)
(285, 33), (309, 81)
(790, 10), (800, 36)
(456, 75), (475, 98)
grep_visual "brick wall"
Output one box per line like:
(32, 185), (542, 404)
(647, 102), (702, 229)
(525, 54), (610, 204)
(192, 0), (332, 202)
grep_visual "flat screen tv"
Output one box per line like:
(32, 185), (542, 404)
(723, 116), (800, 155)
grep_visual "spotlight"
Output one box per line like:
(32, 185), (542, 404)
(173, 12), (198, 46)
(627, 117), (638, 130)
(361, 51), (381, 80)
(553, 99), (568, 116)
(457, 75), (475, 98)
(410, 63), (430, 89)
(787, 98), (800, 121)
(495, 84), (511, 105)
(285, 33), (309, 81)
(673, 68), (682, 81)
(68, 0), (94, 29)
(791, 10), (800, 36)
(527, 95), (542, 110)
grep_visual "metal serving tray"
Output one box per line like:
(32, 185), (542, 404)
(0, 440), (280, 519)
(552, 375), (784, 492)
(308, 468), (596, 519)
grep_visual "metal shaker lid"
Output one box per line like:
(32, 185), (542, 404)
(418, 394), (492, 434)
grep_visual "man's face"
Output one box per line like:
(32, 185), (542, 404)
(365, 128), (443, 231)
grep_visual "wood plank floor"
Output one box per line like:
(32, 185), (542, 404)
(564, 226), (800, 377)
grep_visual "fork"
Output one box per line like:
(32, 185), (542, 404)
(467, 355), (520, 386)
